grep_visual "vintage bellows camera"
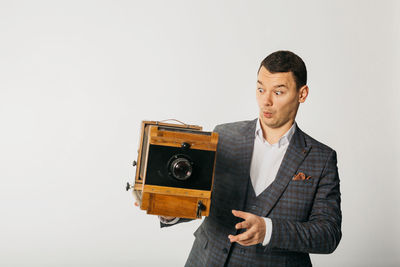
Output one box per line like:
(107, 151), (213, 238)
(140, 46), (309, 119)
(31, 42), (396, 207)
(127, 120), (218, 219)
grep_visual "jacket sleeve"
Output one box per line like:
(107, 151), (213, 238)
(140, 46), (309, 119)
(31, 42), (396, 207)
(265, 150), (342, 254)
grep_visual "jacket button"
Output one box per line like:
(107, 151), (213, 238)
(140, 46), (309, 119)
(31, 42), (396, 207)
(222, 248), (228, 254)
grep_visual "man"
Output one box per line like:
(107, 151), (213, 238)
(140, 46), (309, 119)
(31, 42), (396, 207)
(161, 50), (342, 266)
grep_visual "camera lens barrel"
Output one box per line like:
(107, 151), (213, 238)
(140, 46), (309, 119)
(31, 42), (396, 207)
(168, 156), (193, 180)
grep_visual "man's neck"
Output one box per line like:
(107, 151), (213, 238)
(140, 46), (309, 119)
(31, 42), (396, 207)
(260, 119), (295, 144)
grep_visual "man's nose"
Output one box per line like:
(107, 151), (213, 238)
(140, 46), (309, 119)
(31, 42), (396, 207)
(263, 92), (273, 106)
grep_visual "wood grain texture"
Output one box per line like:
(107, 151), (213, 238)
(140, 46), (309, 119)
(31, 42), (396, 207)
(149, 125), (218, 151)
(142, 192), (210, 219)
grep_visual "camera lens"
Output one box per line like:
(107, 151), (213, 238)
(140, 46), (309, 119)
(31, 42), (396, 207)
(169, 157), (193, 180)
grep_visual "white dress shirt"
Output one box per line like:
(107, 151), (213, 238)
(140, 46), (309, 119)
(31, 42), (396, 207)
(251, 119), (296, 245)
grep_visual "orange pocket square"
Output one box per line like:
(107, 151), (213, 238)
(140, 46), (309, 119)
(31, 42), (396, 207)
(292, 172), (311, 181)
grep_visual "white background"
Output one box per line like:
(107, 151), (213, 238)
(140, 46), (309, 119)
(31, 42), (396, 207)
(1, 1), (399, 266)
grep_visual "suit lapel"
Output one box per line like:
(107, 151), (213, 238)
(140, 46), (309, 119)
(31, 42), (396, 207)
(241, 119), (257, 177)
(261, 124), (311, 217)
(236, 119), (257, 210)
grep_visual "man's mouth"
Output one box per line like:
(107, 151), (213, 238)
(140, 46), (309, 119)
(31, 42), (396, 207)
(263, 111), (273, 118)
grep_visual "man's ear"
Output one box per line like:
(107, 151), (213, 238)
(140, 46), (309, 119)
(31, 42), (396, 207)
(298, 85), (309, 103)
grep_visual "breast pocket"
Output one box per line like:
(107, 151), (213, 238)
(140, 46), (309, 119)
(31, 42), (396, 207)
(273, 179), (316, 221)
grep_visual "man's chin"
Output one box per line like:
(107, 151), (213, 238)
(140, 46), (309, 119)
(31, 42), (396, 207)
(260, 118), (279, 129)
(261, 118), (291, 130)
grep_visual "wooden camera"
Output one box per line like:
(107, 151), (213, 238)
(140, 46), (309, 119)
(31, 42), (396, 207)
(127, 120), (218, 219)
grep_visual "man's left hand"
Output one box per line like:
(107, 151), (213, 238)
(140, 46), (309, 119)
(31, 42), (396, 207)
(228, 210), (266, 246)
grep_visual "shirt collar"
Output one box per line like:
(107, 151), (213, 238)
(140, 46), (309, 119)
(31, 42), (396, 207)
(255, 119), (296, 148)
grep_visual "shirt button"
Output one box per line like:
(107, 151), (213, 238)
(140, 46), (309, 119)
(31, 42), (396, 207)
(222, 248), (228, 254)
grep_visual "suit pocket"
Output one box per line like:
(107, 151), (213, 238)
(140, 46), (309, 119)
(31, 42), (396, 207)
(287, 179), (315, 190)
(274, 180), (316, 221)
(193, 227), (209, 249)
(186, 227), (210, 267)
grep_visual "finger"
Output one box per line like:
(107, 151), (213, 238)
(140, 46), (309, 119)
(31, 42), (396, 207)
(235, 220), (250, 230)
(237, 226), (259, 242)
(228, 234), (241, 243)
(232, 210), (250, 220)
(235, 230), (259, 246)
(228, 234), (240, 243)
(237, 239), (257, 246)
(228, 231), (252, 243)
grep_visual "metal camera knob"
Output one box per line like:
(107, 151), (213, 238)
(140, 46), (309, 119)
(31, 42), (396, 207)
(181, 142), (191, 149)
(126, 182), (132, 191)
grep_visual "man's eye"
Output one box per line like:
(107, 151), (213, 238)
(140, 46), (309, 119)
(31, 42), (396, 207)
(275, 91), (282, 95)
(257, 88), (264, 93)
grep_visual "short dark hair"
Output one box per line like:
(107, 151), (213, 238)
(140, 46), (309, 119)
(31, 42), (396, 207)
(258, 50), (307, 90)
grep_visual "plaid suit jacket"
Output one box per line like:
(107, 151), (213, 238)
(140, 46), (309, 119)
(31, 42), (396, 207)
(177, 119), (341, 267)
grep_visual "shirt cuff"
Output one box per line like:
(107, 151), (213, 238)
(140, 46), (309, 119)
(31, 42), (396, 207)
(158, 216), (180, 225)
(262, 217), (273, 246)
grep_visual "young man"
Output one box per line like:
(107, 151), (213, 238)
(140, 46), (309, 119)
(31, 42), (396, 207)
(162, 50), (342, 266)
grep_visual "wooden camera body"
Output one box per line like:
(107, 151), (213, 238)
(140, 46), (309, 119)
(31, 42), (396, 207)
(130, 120), (218, 219)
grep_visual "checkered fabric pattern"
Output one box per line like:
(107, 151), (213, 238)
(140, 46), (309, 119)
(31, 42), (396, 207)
(178, 119), (341, 267)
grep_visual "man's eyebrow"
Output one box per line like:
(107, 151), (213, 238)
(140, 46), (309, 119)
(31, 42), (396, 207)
(257, 80), (287, 88)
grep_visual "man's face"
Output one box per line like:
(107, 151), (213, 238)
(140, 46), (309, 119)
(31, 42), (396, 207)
(256, 66), (308, 130)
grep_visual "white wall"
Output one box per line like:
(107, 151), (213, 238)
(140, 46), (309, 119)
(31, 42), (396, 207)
(1, 1), (399, 266)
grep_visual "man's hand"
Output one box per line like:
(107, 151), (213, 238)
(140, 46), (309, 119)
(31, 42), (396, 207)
(228, 210), (266, 246)
(159, 216), (176, 221)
